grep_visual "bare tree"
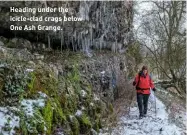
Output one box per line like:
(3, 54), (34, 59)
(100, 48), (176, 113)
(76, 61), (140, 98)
(137, 1), (186, 94)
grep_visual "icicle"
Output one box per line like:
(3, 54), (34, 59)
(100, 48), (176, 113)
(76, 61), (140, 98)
(81, 32), (83, 50)
(66, 36), (69, 49)
(74, 31), (77, 51)
(104, 2), (106, 13)
(60, 36), (62, 53)
(83, 37), (85, 52)
(60, 30), (64, 53)
(100, 34), (104, 50)
(85, 38), (88, 54)
(78, 1), (89, 21)
(72, 36), (74, 52)
(96, 10), (99, 30)
(85, 1), (89, 21)
(115, 38), (117, 53)
(100, 6), (102, 24)
(48, 35), (50, 49)
(78, 34), (80, 49)
(90, 24), (93, 46)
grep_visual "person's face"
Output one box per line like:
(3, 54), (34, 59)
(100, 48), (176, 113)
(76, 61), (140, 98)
(143, 69), (147, 75)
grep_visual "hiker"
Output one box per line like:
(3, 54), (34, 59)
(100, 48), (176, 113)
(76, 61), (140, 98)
(133, 66), (156, 119)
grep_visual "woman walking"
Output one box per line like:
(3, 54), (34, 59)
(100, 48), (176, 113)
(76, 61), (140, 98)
(133, 66), (156, 119)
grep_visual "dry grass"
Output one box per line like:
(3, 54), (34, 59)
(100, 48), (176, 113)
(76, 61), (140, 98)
(113, 71), (136, 119)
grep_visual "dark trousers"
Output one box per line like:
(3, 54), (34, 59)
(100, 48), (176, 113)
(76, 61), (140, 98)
(137, 93), (150, 116)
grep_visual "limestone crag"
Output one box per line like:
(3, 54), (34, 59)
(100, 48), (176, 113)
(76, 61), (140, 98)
(0, 1), (133, 51)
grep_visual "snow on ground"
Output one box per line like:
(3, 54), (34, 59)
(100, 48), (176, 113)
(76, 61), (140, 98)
(75, 110), (82, 116)
(80, 90), (87, 97)
(100, 94), (186, 135)
(0, 92), (47, 134)
(21, 98), (45, 116)
(0, 107), (20, 135)
(94, 94), (100, 101)
(113, 98), (185, 135)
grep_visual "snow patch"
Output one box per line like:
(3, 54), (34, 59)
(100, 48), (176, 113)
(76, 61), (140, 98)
(38, 91), (48, 98)
(101, 71), (105, 74)
(0, 107), (20, 135)
(90, 102), (94, 107)
(94, 94), (100, 101)
(25, 68), (34, 72)
(75, 110), (82, 116)
(21, 99), (45, 116)
(69, 115), (74, 121)
(110, 95), (185, 135)
(80, 90), (87, 97)
(81, 106), (86, 110)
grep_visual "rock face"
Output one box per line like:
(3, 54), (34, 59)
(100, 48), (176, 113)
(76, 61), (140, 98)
(0, 36), (136, 135)
(0, 1), (135, 134)
(0, 1), (133, 52)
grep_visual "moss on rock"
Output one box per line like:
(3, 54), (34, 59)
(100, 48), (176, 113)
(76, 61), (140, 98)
(19, 118), (28, 135)
(27, 72), (36, 97)
(77, 114), (92, 134)
(1, 51), (117, 135)
(69, 116), (80, 135)
(42, 100), (53, 135)
(52, 97), (66, 125)
(94, 115), (102, 132)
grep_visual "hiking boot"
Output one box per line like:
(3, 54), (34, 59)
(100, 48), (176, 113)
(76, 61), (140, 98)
(139, 114), (143, 119)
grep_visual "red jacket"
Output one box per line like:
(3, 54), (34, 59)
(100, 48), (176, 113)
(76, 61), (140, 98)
(133, 73), (155, 94)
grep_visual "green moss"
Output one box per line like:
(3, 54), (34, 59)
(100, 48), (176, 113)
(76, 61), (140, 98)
(19, 119), (28, 135)
(69, 116), (79, 135)
(42, 100), (53, 135)
(78, 114), (92, 134)
(26, 69), (59, 98)
(27, 72), (36, 97)
(88, 104), (96, 120)
(34, 110), (45, 134)
(94, 116), (102, 132)
(108, 103), (114, 113)
(52, 98), (66, 124)
(0, 77), (4, 103)
(28, 72), (35, 90)
(37, 122), (45, 134)
(81, 115), (91, 127)
(72, 66), (80, 83)
(97, 114), (102, 128)
(19, 97), (67, 135)
(65, 94), (78, 113)
(26, 118), (38, 134)
(96, 104), (102, 114)
(59, 92), (67, 108)
(6, 41), (15, 48)
(15, 55), (113, 134)
(66, 65), (81, 94)
(0, 77), (4, 91)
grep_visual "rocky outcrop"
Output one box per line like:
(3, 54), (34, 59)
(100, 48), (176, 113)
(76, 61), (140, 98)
(0, 1), (134, 52)
(0, 36), (136, 135)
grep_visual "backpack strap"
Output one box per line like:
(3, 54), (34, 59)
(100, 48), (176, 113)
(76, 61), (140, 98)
(138, 74), (141, 87)
(136, 74), (141, 89)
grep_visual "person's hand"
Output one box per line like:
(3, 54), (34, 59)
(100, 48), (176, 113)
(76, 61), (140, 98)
(133, 81), (136, 86)
(152, 88), (156, 92)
